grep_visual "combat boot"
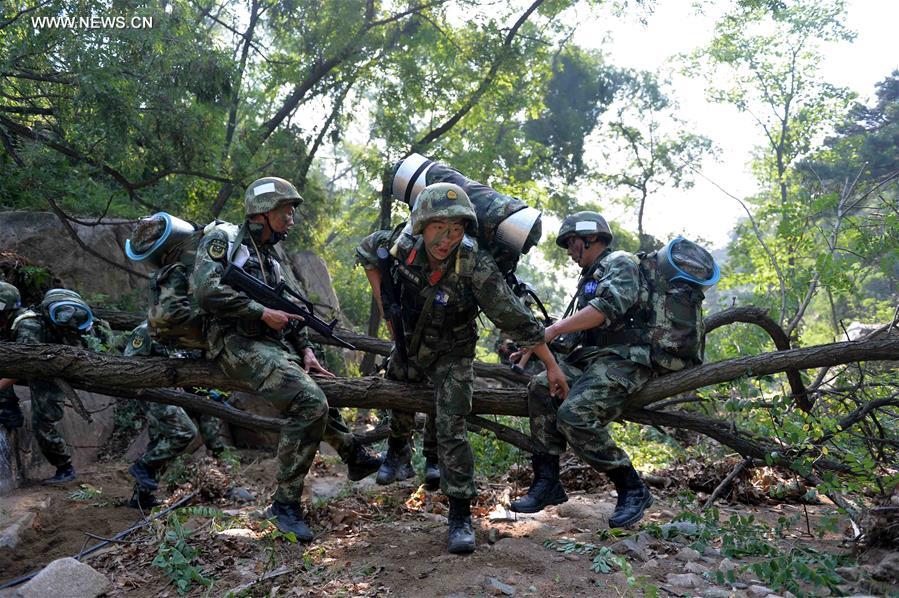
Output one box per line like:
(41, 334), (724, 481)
(128, 487), (159, 510)
(43, 463), (76, 485)
(267, 501), (314, 542)
(0, 398), (23, 429)
(510, 453), (568, 513)
(344, 440), (383, 482)
(129, 461), (159, 491)
(375, 437), (414, 485)
(607, 466), (653, 528)
(447, 497), (476, 554)
(424, 457), (440, 491)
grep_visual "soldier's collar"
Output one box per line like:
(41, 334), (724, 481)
(581, 247), (612, 276)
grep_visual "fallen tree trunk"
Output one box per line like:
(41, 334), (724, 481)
(704, 306), (810, 410)
(2, 338), (897, 469)
(2, 338), (895, 413)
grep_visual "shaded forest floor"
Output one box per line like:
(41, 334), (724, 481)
(1, 449), (896, 597)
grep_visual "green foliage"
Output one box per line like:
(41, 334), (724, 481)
(542, 538), (654, 594)
(152, 514), (213, 594)
(643, 509), (852, 597)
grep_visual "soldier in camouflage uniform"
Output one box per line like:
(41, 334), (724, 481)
(0, 288), (115, 484)
(510, 212), (654, 528)
(0, 282), (25, 429)
(122, 322), (229, 509)
(356, 182), (569, 554)
(190, 176), (381, 541)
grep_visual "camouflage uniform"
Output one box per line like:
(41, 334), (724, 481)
(0, 282), (24, 429)
(356, 228), (545, 499)
(10, 299), (115, 468)
(191, 221), (355, 505)
(528, 247), (651, 471)
(122, 324), (219, 478)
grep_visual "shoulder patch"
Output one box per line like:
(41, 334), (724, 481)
(207, 238), (227, 261)
(131, 336), (144, 349)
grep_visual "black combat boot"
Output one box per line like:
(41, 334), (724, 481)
(607, 466), (653, 528)
(43, 463), (76, 485)
(510, 453), (568, 513)
(129, 461), (159, 491)
(447, 497), (476, 554)
(423, 457), (440, 491)
(375, 437), (414, 485)
(128, 487), (160, 510)
(344, 440), (383, 482)
(0, 398), (23, 429)
(267, 501), (314, 542)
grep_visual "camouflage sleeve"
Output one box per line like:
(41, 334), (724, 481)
(355, 230), (394, 270)
(13, 316), (46, 344)
(471, 251), (545, 348)
(191, 229), (266, 320)
(587, 252), (640, 327)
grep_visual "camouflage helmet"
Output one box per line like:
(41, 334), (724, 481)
(244, 177), (303, 216)
(410, 183), (477, 235)
(556, 211), (613, 248)
(0, 281), (21, 312)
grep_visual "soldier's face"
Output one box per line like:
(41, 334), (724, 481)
(565, 236), (588, 267)
(423, 218), (466, 262)
(267, 204), (296, 234)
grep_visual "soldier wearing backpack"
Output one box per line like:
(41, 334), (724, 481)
(509, 211), (718, 528)
(356, 182), (570, 554)
(0, 288), (115, 484)
(189, 177), (381, 541)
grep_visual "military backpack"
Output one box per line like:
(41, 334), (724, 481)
(632, 237), (720, 371)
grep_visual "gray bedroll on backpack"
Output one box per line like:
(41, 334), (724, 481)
(390, 153), (543, 276)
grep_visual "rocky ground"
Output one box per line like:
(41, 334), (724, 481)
(1, 448), (897, 597)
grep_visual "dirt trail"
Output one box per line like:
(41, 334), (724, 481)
(0, 453), (877, 597)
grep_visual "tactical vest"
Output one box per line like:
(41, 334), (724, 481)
(386, 231), (479, 360)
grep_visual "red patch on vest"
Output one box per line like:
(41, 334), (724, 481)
(428, 270), (443, 285)
(406, 248), (417, 265)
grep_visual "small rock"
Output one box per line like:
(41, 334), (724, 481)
(528, 586), (537, 593)
(216, 528), (257, 541)
(872, 552), (899, 582)
(835, 566), (860, 581)
(228, 486), (256, 502)
(748, 585), (774, 596)
(676, 547), (702, 562)
(660, 521), (702, 539)
(703, 589), (733, 598)
(14, 557), (111, 598)
(488, 528), (501, 544)
(718, 558), (738, 574)
(704, 546), (721, 557)
(610, 538), (649, 562)
(633, 531), (659, 549)
(666, 573), (705, 588)
(641, 559), (659, 569)
(660, 509), (676, 518)
(685, 562), (709, 575)
(731, 582), (749, 589)
(484, 577), (516, 596)
(429, 554), (456, 564)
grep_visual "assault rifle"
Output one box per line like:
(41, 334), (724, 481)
(213, 256), (356, 351)
(377, 247), (408, 374)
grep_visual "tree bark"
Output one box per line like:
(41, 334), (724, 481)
(2, 339), (896, 413)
